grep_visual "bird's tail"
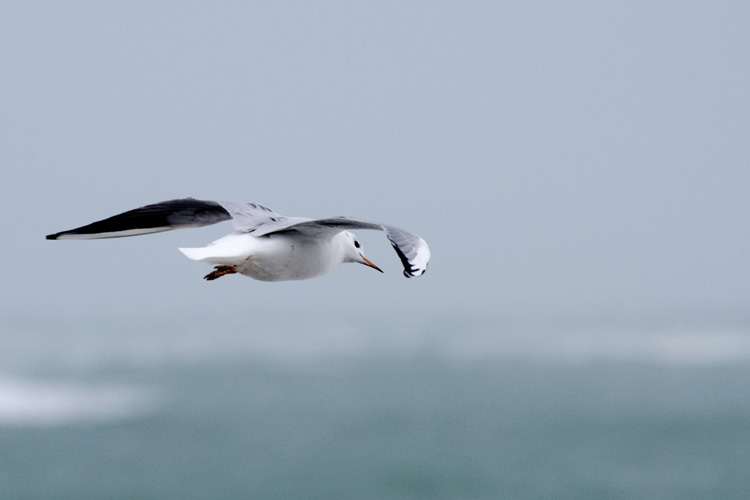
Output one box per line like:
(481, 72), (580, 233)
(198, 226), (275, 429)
(179, 233), (252, 265)
(178, 247), (212, 262)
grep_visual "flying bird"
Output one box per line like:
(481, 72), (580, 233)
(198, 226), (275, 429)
(46, 198), (430, 282)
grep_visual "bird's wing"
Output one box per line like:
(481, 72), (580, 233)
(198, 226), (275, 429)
(218, 201), (308, 234)
(46, 198), (233, 240)
(251, 216), (431, 278)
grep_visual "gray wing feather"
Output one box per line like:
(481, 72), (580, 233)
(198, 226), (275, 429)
(46, 198), (231, 240)
(217, 201), (308, 234)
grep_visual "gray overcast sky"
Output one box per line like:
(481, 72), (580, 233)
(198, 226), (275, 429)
(2, 1), (749, 321)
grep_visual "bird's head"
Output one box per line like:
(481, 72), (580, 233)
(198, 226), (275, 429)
(342, 231), (383, 273)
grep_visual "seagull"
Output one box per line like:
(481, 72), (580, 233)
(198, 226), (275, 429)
(46, 198), (430, 282)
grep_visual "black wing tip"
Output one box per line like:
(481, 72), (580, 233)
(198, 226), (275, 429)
(46, 233), (61, 240)
(390, 241), (428, 278)
(403, 266), (427, 278)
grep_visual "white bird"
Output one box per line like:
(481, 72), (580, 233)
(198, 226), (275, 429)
(46, 198), (430, 282)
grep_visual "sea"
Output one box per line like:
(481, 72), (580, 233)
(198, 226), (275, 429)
(1, 311), (749, 499)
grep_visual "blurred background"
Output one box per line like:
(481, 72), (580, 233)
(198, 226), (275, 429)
(2, 1), (750, 498)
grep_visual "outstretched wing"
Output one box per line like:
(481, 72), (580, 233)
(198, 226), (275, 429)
(253, 216), (431, 278)
(45, 198), (233, 240)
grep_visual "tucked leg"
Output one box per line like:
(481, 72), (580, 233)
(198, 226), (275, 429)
(204, 265), (238, 281)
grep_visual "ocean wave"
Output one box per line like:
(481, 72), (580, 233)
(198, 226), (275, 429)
(0, 376), (156, 427)
(3, 316), (750, 368)
(440, 327), (750, 366)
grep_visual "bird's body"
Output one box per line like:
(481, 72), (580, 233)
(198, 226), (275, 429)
(46, 198), (430, 282)
(180, 230), (353, 282)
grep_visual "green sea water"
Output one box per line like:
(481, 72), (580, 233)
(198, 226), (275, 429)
(1, 314), (749, 499)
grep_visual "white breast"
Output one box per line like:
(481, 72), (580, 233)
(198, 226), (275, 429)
(241, 234), (348, 281)
(180, 231), (348, 282)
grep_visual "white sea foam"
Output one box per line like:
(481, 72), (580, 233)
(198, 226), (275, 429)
(0, 377), (155, 427)
(440, 327), (750, 366)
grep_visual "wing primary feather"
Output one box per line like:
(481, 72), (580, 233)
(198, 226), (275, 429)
(45, 198), (231, 240)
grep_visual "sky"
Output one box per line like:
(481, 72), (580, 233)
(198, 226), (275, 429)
(2, 1), (749, 322)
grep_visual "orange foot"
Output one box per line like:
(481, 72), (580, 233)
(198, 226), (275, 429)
(204, 265), (238, 281)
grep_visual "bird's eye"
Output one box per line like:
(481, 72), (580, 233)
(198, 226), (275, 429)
(354, 240), (361, 249)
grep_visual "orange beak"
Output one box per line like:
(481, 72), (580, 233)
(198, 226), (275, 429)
(360, 254), (383, 273)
